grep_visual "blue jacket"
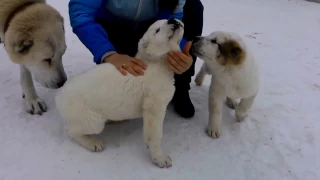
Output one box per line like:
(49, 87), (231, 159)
(69, 0), (188, 64)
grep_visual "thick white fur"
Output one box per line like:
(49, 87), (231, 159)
(193, 31), (260, 139)
(0, 0), (67, 115)
(55, 19), (184, 168)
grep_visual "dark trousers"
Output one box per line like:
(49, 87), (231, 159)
(98, 0), (203, 91)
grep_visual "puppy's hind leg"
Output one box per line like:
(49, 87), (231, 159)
(235, 95), (256, 122)
(68, 134), (105, 152)
(142, 96), (172, 168)
(20, 65), (47, 115)
(65, 110), (105, 152)
(195, 63), (208, 86)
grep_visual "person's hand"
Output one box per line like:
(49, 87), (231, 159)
(103, 53), (147, 76)
(166, 41), (193, 74)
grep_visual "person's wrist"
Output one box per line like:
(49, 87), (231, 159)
(103, 53), (118, 63)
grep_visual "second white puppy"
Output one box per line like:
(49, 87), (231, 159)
(55, 19), (184, 168)
(192, 31), (260, 139)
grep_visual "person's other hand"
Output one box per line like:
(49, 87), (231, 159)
(104, 53), (147, 76)
(166, 41), (193, 74)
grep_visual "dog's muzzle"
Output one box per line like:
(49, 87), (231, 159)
(192, 36), (201, 44)
(191, 37), (202, 55)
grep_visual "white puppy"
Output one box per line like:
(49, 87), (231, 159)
(192, 31), (260, 139)
(55, 19), (184, 168)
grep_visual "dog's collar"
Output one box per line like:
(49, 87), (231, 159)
(3, 2), (37, 34)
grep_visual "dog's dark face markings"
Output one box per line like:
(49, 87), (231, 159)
(192, 31), (246, 66)
(150, 18), (184, 42)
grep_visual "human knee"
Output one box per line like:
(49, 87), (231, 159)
(194, 0), (204, 13)
(186, 0), (204, 14)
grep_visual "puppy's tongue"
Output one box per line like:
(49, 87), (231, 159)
(183, 41), (192, 56)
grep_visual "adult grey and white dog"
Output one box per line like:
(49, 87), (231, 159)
(0, 0), (67, 115)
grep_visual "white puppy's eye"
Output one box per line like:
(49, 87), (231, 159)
(155, 28), (160, 34)
(43, 58), (52, 65)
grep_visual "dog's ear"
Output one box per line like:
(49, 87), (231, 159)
(219, 40), (245, 65)
(14, 40), (33, 54)
(58, 14), (65, 32)
(230, 47), (242, 59)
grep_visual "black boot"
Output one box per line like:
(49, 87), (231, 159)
(172, 0), (203, 118)
(172, 88), (195, 118)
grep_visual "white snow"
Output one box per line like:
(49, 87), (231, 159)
(0, 0), (319, 179)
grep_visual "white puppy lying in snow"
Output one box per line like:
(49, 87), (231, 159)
(192, 31), (260, 139)
(55, 19), (184, 168)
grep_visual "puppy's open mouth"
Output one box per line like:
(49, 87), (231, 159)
(169, 24), (183, 39)
(171, 24), (183, 31)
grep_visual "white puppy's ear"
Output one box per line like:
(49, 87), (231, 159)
(14, 40), (33, 54)
(218, 40), (246, 66)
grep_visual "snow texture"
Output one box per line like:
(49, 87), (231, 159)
(0, 0), (319, 179)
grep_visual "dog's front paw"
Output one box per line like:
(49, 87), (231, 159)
(23, 94), (47, 115)
(235, 113), (248, 122)
(152, 155), (172, 168)
(235, 108), (248, 122)
(206, 125), (221, 139)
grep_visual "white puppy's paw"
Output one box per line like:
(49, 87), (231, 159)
(195, 73), (204, 86)
(71, 135), (105, 152)
(81, 137), (104, 152)
(206, 125), (221, 139)
(235, 112), (248, 122)
(152, 154), (172, 168)
(235, 107), (248, 122)
(23, 94), (47, 115)
(86, 138), (104, 152)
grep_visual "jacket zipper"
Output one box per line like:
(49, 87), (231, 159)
(134, 0), (144, 21)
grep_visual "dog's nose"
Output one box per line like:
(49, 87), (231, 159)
(168, 18), (177, 25)
(168, 18), (180, 31)
(56, 81), (66, 88)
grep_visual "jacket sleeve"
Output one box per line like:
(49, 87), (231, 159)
(157, 0), (188, 51)
(69, 0), (116, 64)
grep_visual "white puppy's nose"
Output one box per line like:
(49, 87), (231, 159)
(168, 18), (177, 25)
(168, 18), (180, 30)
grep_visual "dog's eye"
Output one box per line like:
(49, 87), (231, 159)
(211, 39), (217, 44)
(155, 28), (160, 34)
(43, 58), (52, 65)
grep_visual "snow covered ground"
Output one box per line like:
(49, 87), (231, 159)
(0, 0), (319, 179)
